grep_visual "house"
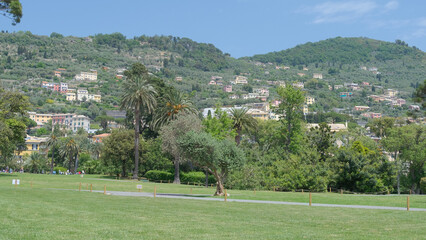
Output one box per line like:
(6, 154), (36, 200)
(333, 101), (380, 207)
(75, 71), (97, 81)
(334, 85), (344, 90)
(368, 67), (378, 72)
(297, 73), (306, 77)
(306, 123), (348, 132)
(216, 80), (224, 86)
(253, 88), (269, 96)
(106, 110), (126, 119)
(223, 85), (232, 93)
(248, 93), (259, 99)
(392, 99), (406, 107)
(303, 67), (309, 71)
(54, 71), (62, 78)
(116, 74), (123, 79)
(386, 89), (398, 97)
(102, 66), (110, 71)
(28, 112), (53, 126)
(242, 94), (249, 100)
(303, 105), (309, 115)
(360, 66), (367, 70)
(247, 109), (268, 120)
(208, 80), (217, 85)
(250, 102), (270, 112)
(292, 82), (304, 89)
(270, 100), (281, 107)
(92, 133), (111, 143)
(313, 73), (323, 79)
(66, 92), (76, 101)
(340, 92), (353, 98)
(175, 76), (183, 82)
(362, 82), (370, 86)
(354, 106), (370, 111)
(362, 112), (382, 118)
(409, 105), (420, 110)
(228, 94), (239, 99)
(15, 135), (48, 157)
(305, 96), (315, 105)
(234, 76), (248, 84)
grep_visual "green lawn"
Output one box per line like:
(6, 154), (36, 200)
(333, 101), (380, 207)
(1, 173), (425, 209)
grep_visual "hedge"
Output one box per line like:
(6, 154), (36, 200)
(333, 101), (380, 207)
(144, 170), (216, 184)
(421, 177), (426, 194)
(53, 167), (67, 173)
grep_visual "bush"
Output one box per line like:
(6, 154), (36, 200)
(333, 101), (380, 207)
(53, 166), (67, 173)
(181, 171), (216, 184)
(145, 170), (173, 181)
(421, 177), (426, 194)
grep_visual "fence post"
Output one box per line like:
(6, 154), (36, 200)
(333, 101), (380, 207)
(160, 180), (162, 184)
(90, 184), (92, 193)
(329, 187), (331, 193)
(409, 189), (412, 195)
(104, 185), (106, 195)
(302, 189), (304, 194)
(154, 185), (157, 198)
(340, 189), (343, 195)
(254, 189), (256, 195)
(190, 188), (192, 194)
(79, 182), (81, 192)
(224, 189), (227, 202)
(273, 186), (276, 192)
(211, 184), (213, 188)
(168, 180), (170, 184)
(407, 196), (410, 211)
(309, 192), (312, 206)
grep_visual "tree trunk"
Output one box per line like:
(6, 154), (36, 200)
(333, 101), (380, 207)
(74, 155), (79, 173)
(133, 106), (140, 179)
(395, 151), (400, 195)
(173, 158), (180, 184)
(205, 170), (209, 188)
(235, 128), (241, 145)
(50, 146), (54, 173)
(213, 172), (225, 196)
(122, 159), (126, 178)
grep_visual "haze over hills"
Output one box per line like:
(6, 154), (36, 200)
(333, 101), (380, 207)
(0, 32), (424, 117)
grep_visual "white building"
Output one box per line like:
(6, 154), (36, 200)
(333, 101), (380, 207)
(75, 71), (97, 81)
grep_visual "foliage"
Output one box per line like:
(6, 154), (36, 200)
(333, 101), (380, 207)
(180, 171), (215, 184)
(367, 117), (395, 138)
(202, 108), (236, 140)
(229, 107), (257, 145)
(53, 166), (67, 173)
(307, 122), (333, 161)
(0, 0), (22, 25)
(421, 177), (426, 194)
(24, 152), (48, 173)
(144, 170), (173, 181)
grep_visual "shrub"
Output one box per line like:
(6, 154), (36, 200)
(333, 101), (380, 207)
(53, 167), (67, 173)
(145, 170), (173, 181)
(421, 177), (426, 194)
(181, 171), (215, 184)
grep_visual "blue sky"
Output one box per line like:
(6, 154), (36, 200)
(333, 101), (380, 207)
(1, 0), (425, 58)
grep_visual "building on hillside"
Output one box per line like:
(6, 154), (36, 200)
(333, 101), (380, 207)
(76, 89), (101, 102)
(303, 105), (309, 115)
(51, 113), (74, 126)
(216, 80), (224, 86)
(313, 73), (323, 79)
(208, 80), (217, 85)
(54, 71), (62, 78)
(66, 92), (76, 101)
(297, 73), (306, 77)
(305, 96), (315, 105)
(28, 112), (52, 126)
(15, 135), (48, 158)
(362, 112), (382, 118)
(292, 82), (304, 89)
(234, 76), (248, 84)
(306, 123), (348, 132)
(175, 76), (182, 82)
(409, 105), (420, 110)
(392, 99), (406, 107)
(334, 85), (344, 90)
(106, 110), (126, 119)
(362, 82), (370, 86)
(92, 133), (111, 143)
(303, 67), (308, 71)
(69, 115), (91, 132)
(354, 106), (370, 111)
(247, 109), (268, 120)
(75, 71), (97, 81)
(386, 89), (398, 97)
(223, 85), (232, 93)
(340, 92), (353, 98)
(253, 88), (269, 96)
(229, 94), (239, 99)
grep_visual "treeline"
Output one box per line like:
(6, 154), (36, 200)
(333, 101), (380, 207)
(248, 37), (424, 65)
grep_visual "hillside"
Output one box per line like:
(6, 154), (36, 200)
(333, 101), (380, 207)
(0, 33), (424, 120)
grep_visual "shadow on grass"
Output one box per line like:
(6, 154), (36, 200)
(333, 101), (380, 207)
(0, 173), (18, 178)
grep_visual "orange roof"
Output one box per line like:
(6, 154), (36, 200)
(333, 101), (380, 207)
(93, 133), (111, 138)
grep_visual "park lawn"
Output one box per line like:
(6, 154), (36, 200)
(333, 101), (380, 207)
(0, 185), (425, 240)
(1, 173), (425, 209)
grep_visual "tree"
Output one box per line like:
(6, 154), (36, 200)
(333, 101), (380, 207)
(152, 88), (197, 130)
(367, 117), (395, 138)
(0, 0), (22, 25)
(59, 137), (79, 173)
(275, 85), (305, 153)
(308, 122), (333, 161)
(202, 108), (236, 140)
(47, 134), (58, 173)
(229, 108), (257, 145)
(101, 129), (140, 177)
(159, 114), (202, 184)
(121, 64), (157, 179)
(178, 131), (245, 196)
(24, 152), (47, 173)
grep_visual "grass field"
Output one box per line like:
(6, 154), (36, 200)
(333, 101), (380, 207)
(0, 173), (425, 239)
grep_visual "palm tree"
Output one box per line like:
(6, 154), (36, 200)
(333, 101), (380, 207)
(152, 89), (197, 130)
(47, 134), (58, 173)
(229, 108), (257, 145)
(121, 76), (157, 179)
(59, 137), (79, 173)
(25, 152), (47, 173)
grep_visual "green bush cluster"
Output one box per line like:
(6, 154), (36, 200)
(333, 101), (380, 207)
(145, 170), (216, 184)
(53, 167), (67, 173)
(421, 178), (426, 194)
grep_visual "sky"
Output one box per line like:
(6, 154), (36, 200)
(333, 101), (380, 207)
(1, 0), (425, 58)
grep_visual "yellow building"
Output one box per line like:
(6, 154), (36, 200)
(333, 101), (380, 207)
(303, 105), (309, 115)
(247, 109), (268, 120)
(305, 96), (315, 105)
(66, 92), (76, 101)
(15, 136), (48, 157)
(28, 112), (52, 125)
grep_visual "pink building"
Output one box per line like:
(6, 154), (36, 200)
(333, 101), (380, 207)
(223, 85), (232, 92)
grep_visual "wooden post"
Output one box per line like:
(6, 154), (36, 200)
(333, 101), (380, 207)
(104, 185), (106, 195)
(409, 189), (412, 195)
(329, 187), (331, 193)
(79, 182), (81, 192)
(302, 189), (304, 194)
(190, 188), (192, 194)
(407, 196), (410, 211)
(187, 182), (189, 185)
(309, 192), (312, 206)
(224, 189), (227, 202)
(160, 180), (162, 184)
(387, 190), (390, 195)
(273, 186), (275, 192)
(254, 189), (256, 195)
(340, 189), (343, 195)
(90, 184), (92, 193)
(168, 180), (170, 184)
(211, 184), (213, 188)
(154, 186), (157, 198)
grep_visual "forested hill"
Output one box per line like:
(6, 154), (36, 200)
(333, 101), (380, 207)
(245, 37), (425, 65)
